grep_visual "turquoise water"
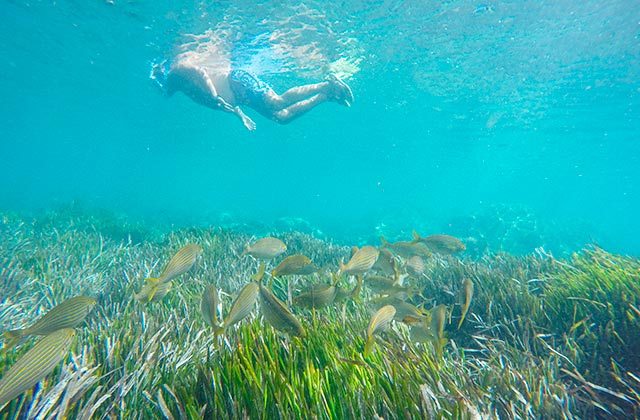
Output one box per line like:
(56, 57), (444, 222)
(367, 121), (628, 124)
(1, 0), (639, 255)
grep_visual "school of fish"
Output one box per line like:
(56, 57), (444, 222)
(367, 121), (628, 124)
(0, 233), (469, 406)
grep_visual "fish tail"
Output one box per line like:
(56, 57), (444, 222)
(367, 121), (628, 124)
(241, 245), (249, 256)
(134, 291), (150, 303)
(331, 272), (341, 286)
(457, 310), (468, 330)
(213, 326), (225, 337)
(252, 263), (266, 283)
(3, 329), (24, 349)
(147, 284), (161, 302)
(392, 261), (401, 283)
(363, 336), (374, 357)
(338, 259), (346, 275)
(350, 275), (363, 301)
(139, 278), (160, 303)
(437, 337), (448, 355)
(419, 302), (431, 315)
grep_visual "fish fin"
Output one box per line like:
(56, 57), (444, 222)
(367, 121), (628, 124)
(438, 337), (448, 351)
(338, 258), (346, 275)
(363, 336), (375, 357)
(140, 278), (160, 303)
(380, 236), (389, 247)
(418, 302), (432, 317)
(331, 272), (342, 287)
(241, 245), (249, 256)
(350, 275), (363, 301)
(213, 325), (225, 337)
(394, 273), (409, 287)
(252, 263), (266, 283)
(431, 334), (448, 359)
(411, 230), (421, 242)
(135, 291), (150, 303)
(392, 266), (402, 286)
(3, 330), (24, 349)
(146, 287), (159, 303)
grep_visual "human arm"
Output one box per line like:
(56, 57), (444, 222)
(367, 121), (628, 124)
(198, 68), (256, 131)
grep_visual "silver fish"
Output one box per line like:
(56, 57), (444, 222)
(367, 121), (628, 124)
(0, 328), (75, 406)
(242, 237), (287, 260)
(339, 246), (379, 276)
(364, 305), (396, 356)
(215, 282), (259, 335)
(201, 285), (220, 328)
(4, 296), (96, 349)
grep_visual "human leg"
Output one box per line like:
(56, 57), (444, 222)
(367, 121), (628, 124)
(229, 70), (353, 124)
(275, 82), (332, 107)
(271, 93), (330, 124)
(266, 76), (353, 110)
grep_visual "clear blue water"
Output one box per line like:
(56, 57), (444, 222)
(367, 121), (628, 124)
(1, 1), (638, 255)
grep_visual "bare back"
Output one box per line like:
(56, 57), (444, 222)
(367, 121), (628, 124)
(166, 48), (237, 108)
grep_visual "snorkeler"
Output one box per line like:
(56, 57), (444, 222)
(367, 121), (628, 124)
(151, 49), (354, 131)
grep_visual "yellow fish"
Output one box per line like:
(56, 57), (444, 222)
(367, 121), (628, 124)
(4, 296), (96, 349)
(412, 231), (465, 255)
(0, 328), (75, 406)
(457, 278), (474, 329)
(372, 248), (397, 276)
(148, 243), (203, 285)
(271, 255), (318, 277)
(364, 305), (396, 357)
(371, 297), (427, 323)
(135, 279), (172, 304)
(430, 304), (448, 357)
(259, 281), (305, 337)
(136, 244), (202, 303)
(339, 246), (379, 276)
(410, 323), (433, 343)
(215, 282), (259, 336)
(363, 275), (397, 292)
(293, 275), (340, 309)
(201, 285), (220, 328)
(333, 285), (352, 304)
(405, 256), (425, 277)
(380, 237), (432, 258)
(242, 237), (287, 260)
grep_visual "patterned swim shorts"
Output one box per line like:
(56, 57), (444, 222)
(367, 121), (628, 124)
(229, 69), (275, 112)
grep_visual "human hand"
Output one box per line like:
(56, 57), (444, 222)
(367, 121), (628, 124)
(241, 113), (256, 131)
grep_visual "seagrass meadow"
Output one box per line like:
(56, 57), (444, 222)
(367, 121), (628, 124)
(0, 211), (639, 419)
